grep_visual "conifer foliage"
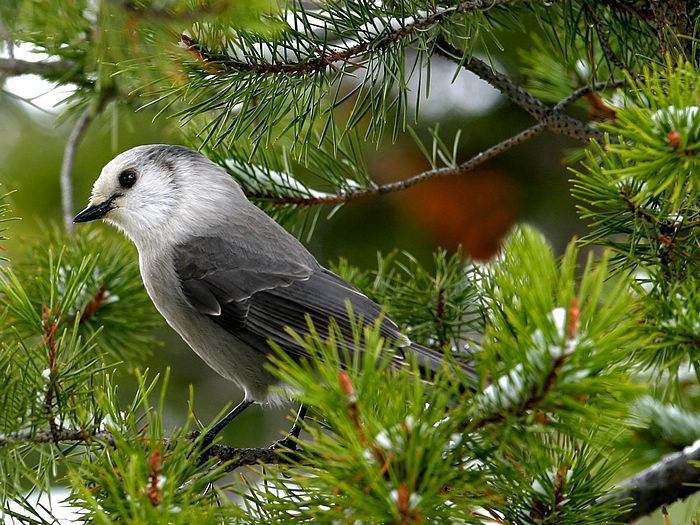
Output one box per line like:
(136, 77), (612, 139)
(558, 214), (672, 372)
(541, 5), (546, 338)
(1, 0), (699, 523)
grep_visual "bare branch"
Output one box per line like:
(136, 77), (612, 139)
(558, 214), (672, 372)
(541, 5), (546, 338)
(433, 40), (604, 143)
(0, 57), (87, 85)
(609, 440), (700, 522)
(248, 123), (545, 206)
(249, 73), (622, 207)
(250, 76), (625, 207)
(585, 7), (629, 74)
(60, 109), (94, 234)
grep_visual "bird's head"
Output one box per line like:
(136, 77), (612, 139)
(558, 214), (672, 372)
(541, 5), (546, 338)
(74, 144), (241, 245)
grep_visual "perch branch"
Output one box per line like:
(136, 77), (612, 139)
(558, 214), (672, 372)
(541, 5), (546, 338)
(0, 428), (297, 471)
(4, 426), (700, 519)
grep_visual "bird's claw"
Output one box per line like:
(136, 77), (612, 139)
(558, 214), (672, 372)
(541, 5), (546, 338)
(269, 436), (298, 452)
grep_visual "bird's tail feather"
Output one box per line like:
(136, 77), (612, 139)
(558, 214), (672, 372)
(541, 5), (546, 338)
(408, 342), (477, 386)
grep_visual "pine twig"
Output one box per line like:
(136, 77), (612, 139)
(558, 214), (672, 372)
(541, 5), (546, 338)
(60, 109), (94, 234)
(249, 123), (545, 207)
(434, 40), (604, 143)
(0, 429), (114, 447)
(78, 287), (109, 323)
(40, 306), (60, 441)
(210, 443), (296, 472)
(585, 7), (628, 73)
(553, 80), (626, 111)
(471, 352), (569, 430)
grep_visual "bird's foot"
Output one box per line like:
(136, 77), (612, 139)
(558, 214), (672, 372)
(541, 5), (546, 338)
(269, 435), (298, 452)
(195, 430), (220, 465)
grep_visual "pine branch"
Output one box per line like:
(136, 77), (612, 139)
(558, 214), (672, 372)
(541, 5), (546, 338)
(434, 39), (604, 143)
(8, 429), (700, 519)
(180, 0), (525, 77)
(610, 440), (700, 522)
(209, 443), (297, 472)
(585, 6), (628, 73)
(248, 78), (623, 207)
(0, 57), (88, 85)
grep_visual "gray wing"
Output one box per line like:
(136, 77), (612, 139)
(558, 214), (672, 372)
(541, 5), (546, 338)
(173, 235), (407, 360)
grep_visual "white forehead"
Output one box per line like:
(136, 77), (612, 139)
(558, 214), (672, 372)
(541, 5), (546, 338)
(100, 144), (202, 177)
(91, 145), (203, 198)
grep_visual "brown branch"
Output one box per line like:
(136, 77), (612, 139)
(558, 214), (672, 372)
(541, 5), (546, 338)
(0, 429), (114, 447)
(608, 440), (700, 522)
(40, 305), (60, 441)
(180, 0), (521, 77)
(79, 287), (109, 323)
(249, 123), (545, 206)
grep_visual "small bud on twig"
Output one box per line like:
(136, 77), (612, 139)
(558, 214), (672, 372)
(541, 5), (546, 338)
(567, 297), (580, 340)
(667, 130), (682, 150)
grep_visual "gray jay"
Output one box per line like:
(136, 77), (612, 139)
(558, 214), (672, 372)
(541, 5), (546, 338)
(74, 144), (472, 446)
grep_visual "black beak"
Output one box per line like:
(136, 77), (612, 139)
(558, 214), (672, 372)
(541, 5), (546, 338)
(73, 199), (115, 223)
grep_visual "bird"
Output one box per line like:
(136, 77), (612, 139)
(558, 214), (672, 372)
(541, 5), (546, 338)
(74, 144), (473, 448)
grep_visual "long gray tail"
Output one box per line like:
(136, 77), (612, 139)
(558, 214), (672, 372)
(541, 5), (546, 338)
(407, 341), (477, 385)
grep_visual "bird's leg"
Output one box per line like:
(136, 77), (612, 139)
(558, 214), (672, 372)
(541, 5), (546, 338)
(270, 404), (307, 451)
(200, 398), (254, 450)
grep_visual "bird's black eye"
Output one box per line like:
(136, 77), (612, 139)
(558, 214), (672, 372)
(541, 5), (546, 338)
(118, 169), (137, 189)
